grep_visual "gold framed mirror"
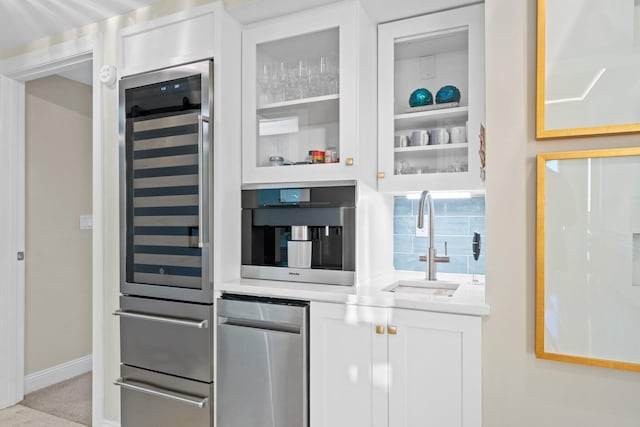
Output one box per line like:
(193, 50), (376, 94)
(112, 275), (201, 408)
(537, 147), (640, 371)
(536, 0), (640, 138)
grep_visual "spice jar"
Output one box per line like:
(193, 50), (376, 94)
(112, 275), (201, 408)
(309, 150), (325, 164)
(325, 147), (337, 163)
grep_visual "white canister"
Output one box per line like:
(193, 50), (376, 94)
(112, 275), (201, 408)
(449, 126), (467, 144)
(429, 128), (450, 145)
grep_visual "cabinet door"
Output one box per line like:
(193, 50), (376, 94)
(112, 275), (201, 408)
(310, 302), (387, 427)
(388, 309), (481, 427)
(241, 2), (369, 184)
(378, 4), (485, 192)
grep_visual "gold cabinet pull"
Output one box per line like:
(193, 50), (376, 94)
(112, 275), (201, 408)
(388, 325), (398, 335)
(345, 157), (354, 166)
(377, 171), (385, 179)
(375, 324), (385, 335)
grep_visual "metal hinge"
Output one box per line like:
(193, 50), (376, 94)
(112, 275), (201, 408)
(17, 251), (24, 261)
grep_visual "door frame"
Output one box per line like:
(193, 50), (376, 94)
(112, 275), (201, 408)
(0, 34), (105, 425)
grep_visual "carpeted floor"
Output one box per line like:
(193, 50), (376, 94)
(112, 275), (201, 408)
(0, 405), (85, 426)
(20, 372), (92, 426)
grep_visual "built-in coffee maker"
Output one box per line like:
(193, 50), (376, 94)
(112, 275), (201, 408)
(241, 184), (356, 285)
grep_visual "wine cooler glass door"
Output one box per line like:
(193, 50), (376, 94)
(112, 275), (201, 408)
(120, 60), (213, 303)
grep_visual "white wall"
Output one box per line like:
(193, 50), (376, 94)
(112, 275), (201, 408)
(25, 75), (92, 375)
(484, 0), (640, 425)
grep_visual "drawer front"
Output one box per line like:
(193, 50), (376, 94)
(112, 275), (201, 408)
(118, 295), (213, 382)
(217, 322), (306, 427)
(119, 365), (213, 427)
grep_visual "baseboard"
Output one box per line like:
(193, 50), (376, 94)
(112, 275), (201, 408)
(102, 420), (120, 427)
(24, 354), (92, 394)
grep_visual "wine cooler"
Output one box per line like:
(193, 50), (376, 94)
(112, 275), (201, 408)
(116, 60), (215, 427)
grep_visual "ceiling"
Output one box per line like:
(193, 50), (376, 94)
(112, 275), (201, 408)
(0, 0), (481, 55)
(1, 0), (479, 85)
(0, 0), (164, 54)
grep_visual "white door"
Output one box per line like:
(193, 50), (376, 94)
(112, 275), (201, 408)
(0, 74), (26, 408)
(310, 302), (388, 427)
(388, 309), (481, 427)
(388, 309), (463, 427)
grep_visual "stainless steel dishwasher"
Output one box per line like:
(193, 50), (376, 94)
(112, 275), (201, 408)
(216, 294), (309, 427)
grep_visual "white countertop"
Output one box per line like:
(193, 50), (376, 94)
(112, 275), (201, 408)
(215, 271), (490, 316)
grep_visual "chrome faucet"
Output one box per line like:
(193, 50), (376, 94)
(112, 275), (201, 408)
(417, 191), (450, 280)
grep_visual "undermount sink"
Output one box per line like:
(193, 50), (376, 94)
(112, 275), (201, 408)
(384, 280), (459, 297)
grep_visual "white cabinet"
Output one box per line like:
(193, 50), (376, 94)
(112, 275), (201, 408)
(310, 302), (481, 427)
(242, 1), (377, 185)
(310, 303), (388, 427)
(387, 307), (481, 427)
(377, 4), (485, 192)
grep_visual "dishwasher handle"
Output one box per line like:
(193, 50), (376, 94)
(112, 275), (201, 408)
(114, 378), (208, 408)
(113, 309), (208, 329)
(218, 316), (301, 334)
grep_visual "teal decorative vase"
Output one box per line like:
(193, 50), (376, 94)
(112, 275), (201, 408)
(435, 85), (461, 104)
(408, 88), (433, 107)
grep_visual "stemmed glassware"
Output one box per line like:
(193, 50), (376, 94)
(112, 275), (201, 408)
(257, 53), (339, 106)
(257, 63), (272, 106)
(290, 59), (310, 99)
(318, 55), (338, 96)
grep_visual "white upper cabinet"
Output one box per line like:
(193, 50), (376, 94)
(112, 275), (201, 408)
(377, 4), (485, 192)
(118, 3), (219, 77)
(242, 1), (377, 185)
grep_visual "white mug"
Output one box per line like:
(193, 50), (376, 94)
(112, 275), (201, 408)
(429, 128), (449, 145)
(410, 130), (429, 146)
(449, 126), (467, 144)
(395, 135), (410, 147)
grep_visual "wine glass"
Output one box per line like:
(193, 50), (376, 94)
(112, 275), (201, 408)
(271, 61), (288, 103)
(292, 58), (310, 99)
(320, 54), (339, 95)
(257, 62), (273, 106)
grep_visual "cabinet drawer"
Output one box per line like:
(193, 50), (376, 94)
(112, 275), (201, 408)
(118, 365), (213, 427)
(118, 295), (213, 382)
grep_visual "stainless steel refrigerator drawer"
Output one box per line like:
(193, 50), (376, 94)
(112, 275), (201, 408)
(116, 295), (213, 382)
(117, 365), (212, 427)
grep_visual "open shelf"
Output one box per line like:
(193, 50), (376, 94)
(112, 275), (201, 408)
(395, 106), (468, 131)
(395, 142), (468, 153)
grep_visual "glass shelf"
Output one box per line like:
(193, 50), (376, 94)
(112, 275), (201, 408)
(258, 93), (339, 111)
(258, 94), (339, 130)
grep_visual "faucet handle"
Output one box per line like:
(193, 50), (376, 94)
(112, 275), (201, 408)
(433, 242), (450, 264)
